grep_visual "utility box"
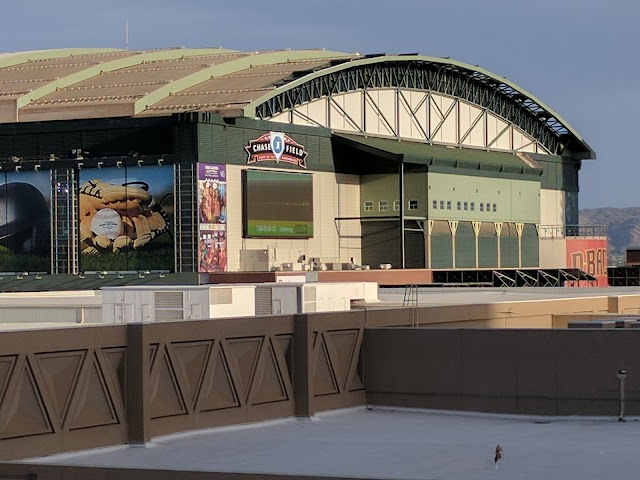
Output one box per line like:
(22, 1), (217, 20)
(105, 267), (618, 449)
(253, 282), (379, 315)
(102, 285), (256, 323)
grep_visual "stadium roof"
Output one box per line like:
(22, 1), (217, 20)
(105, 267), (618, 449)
(0, 47), (593, 158)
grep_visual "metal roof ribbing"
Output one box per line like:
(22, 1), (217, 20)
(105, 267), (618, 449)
(133, 50), (353, 115)
(147, 58), (344, 111)
(0, 48), (352, 121)
(244, 55), (594, 159)
(9, 48), (239, 110)
(0, 48), (127, 69)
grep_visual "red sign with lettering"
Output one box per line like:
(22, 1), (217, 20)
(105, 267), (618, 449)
(566, 238), (608, 286)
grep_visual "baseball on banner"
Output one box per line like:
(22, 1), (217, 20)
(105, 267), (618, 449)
(91, 208), (123, 240)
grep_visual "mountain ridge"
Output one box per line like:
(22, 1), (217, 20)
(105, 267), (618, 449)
(580, 207), (640, 256)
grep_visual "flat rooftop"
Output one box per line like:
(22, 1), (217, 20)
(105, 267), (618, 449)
(21, 407), (640, 480)
(376, 286), (640, 307)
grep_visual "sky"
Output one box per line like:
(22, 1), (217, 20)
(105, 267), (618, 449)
(1, 0), (638, 209)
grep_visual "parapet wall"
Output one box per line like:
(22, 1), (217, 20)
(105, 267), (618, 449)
(0, 312), (365, 461)
(365, 328), (640, 415)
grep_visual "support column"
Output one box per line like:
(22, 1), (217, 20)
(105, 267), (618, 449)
(472, 222), (481, 268)
(494, 222), (503, 268)
(294, 314), (313, 417)
(515, 223), (524, 268)
(449, 220), (458, 268)
(427, 220), (434, 269)
(126, 323), (150, 444)
(399, 162), (405, 269)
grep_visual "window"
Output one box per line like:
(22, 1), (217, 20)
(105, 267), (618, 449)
(432, 200), (437, 209)
(393, 200), (400, 211)
(457, 201), (461, 210)
(470, 202), (475, 211)
(480, 203), (484, 212)
(439, 200), (444, 210)
(463, 202), (468, 211)
(446, 201), (451, 210)
(364, 201), (373, 212)
(493, 203), (497, 212)
(409, 200), (418, 210)
(379, 200), (389, 211)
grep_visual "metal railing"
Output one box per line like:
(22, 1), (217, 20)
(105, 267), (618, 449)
(539, 224), (606, 238)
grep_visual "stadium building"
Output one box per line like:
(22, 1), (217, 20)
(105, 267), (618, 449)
(0, 48), (604, 286)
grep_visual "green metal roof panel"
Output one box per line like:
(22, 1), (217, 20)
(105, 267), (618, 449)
(0, 48), (125, 69)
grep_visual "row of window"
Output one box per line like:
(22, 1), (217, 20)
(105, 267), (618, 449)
(432, 199), (497, 212)
(363, 199), (499, 213)
(363, 200), (419, 212)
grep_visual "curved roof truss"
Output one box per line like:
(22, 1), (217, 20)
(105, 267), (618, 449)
(245, 56), (594, 159)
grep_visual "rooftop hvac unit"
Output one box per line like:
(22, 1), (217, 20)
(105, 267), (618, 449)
(102, 285), (256, 323)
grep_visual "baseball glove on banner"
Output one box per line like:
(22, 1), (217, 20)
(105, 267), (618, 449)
(79, 180), (170, 254)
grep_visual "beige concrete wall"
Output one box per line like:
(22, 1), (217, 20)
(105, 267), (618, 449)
(540, 188), (564, 232)
(226, 165), (361, 271)
(539, 237), (567, 268)
(403, 296), (610, 329)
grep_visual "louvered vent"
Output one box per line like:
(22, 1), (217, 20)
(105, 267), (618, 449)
(304, 286), (317, 301)
(211, 288), (232, 305)
(303, 285), (317, 313)
(255, 287), (273, 316)
(154, 291), (184, 322)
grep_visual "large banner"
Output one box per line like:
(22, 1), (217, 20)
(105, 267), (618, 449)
(566, 237), (608, 286)
(197, 163), (227, 272)
(0, 171), (51, 273)
(78, 165), (174, 272)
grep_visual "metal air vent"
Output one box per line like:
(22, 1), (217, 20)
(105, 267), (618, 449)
(211, 288), (233, 305)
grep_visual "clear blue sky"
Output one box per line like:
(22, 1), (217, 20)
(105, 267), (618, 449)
(1, 0), (637, 209)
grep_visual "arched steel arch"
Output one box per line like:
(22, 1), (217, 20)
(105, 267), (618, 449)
(245, 55), (594, 159)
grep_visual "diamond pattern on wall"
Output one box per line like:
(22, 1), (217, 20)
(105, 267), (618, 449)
(250, 338), (287, 405)
(0, 355), (16, 408)
(103, 348), (127, 409)
(227, 337), (263, 403)
(35, 350), (85, 425)
(198, 343), (239, 411)
(149, 344), (159, 372)
(0, 358), (52, 439)
(314, 335), (338, 396)
(172, 341), (212, 408)
(327, 330), (358, 390)
(275, 335), (293, 385)
(348, 346), (365, 391)
(67, 353), (118, 430)
(150, 345), (187, 419)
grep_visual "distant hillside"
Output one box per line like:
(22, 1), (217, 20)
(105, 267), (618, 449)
(580, 207), (640, 255)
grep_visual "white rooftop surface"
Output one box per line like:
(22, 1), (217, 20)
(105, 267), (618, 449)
(23, 407), (640, 480)
(376, 286), (640, 307)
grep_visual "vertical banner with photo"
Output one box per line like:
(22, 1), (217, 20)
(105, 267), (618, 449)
(78, 165), (175, 272)
(0, 171), (51, 273)
(197, 163), (227, 272)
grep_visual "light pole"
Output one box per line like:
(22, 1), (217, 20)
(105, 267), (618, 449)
(617, 369), (627, 422)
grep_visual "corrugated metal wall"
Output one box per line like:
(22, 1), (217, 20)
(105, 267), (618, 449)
(521, 223), (539, 267)
(430, 220), (453, 269)
(501, 223), (519, 267)
(455, 222), (475, 268)
(478, 223), (498, 268)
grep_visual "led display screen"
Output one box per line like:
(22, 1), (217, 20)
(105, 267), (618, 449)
(242, 169), (313, 238)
